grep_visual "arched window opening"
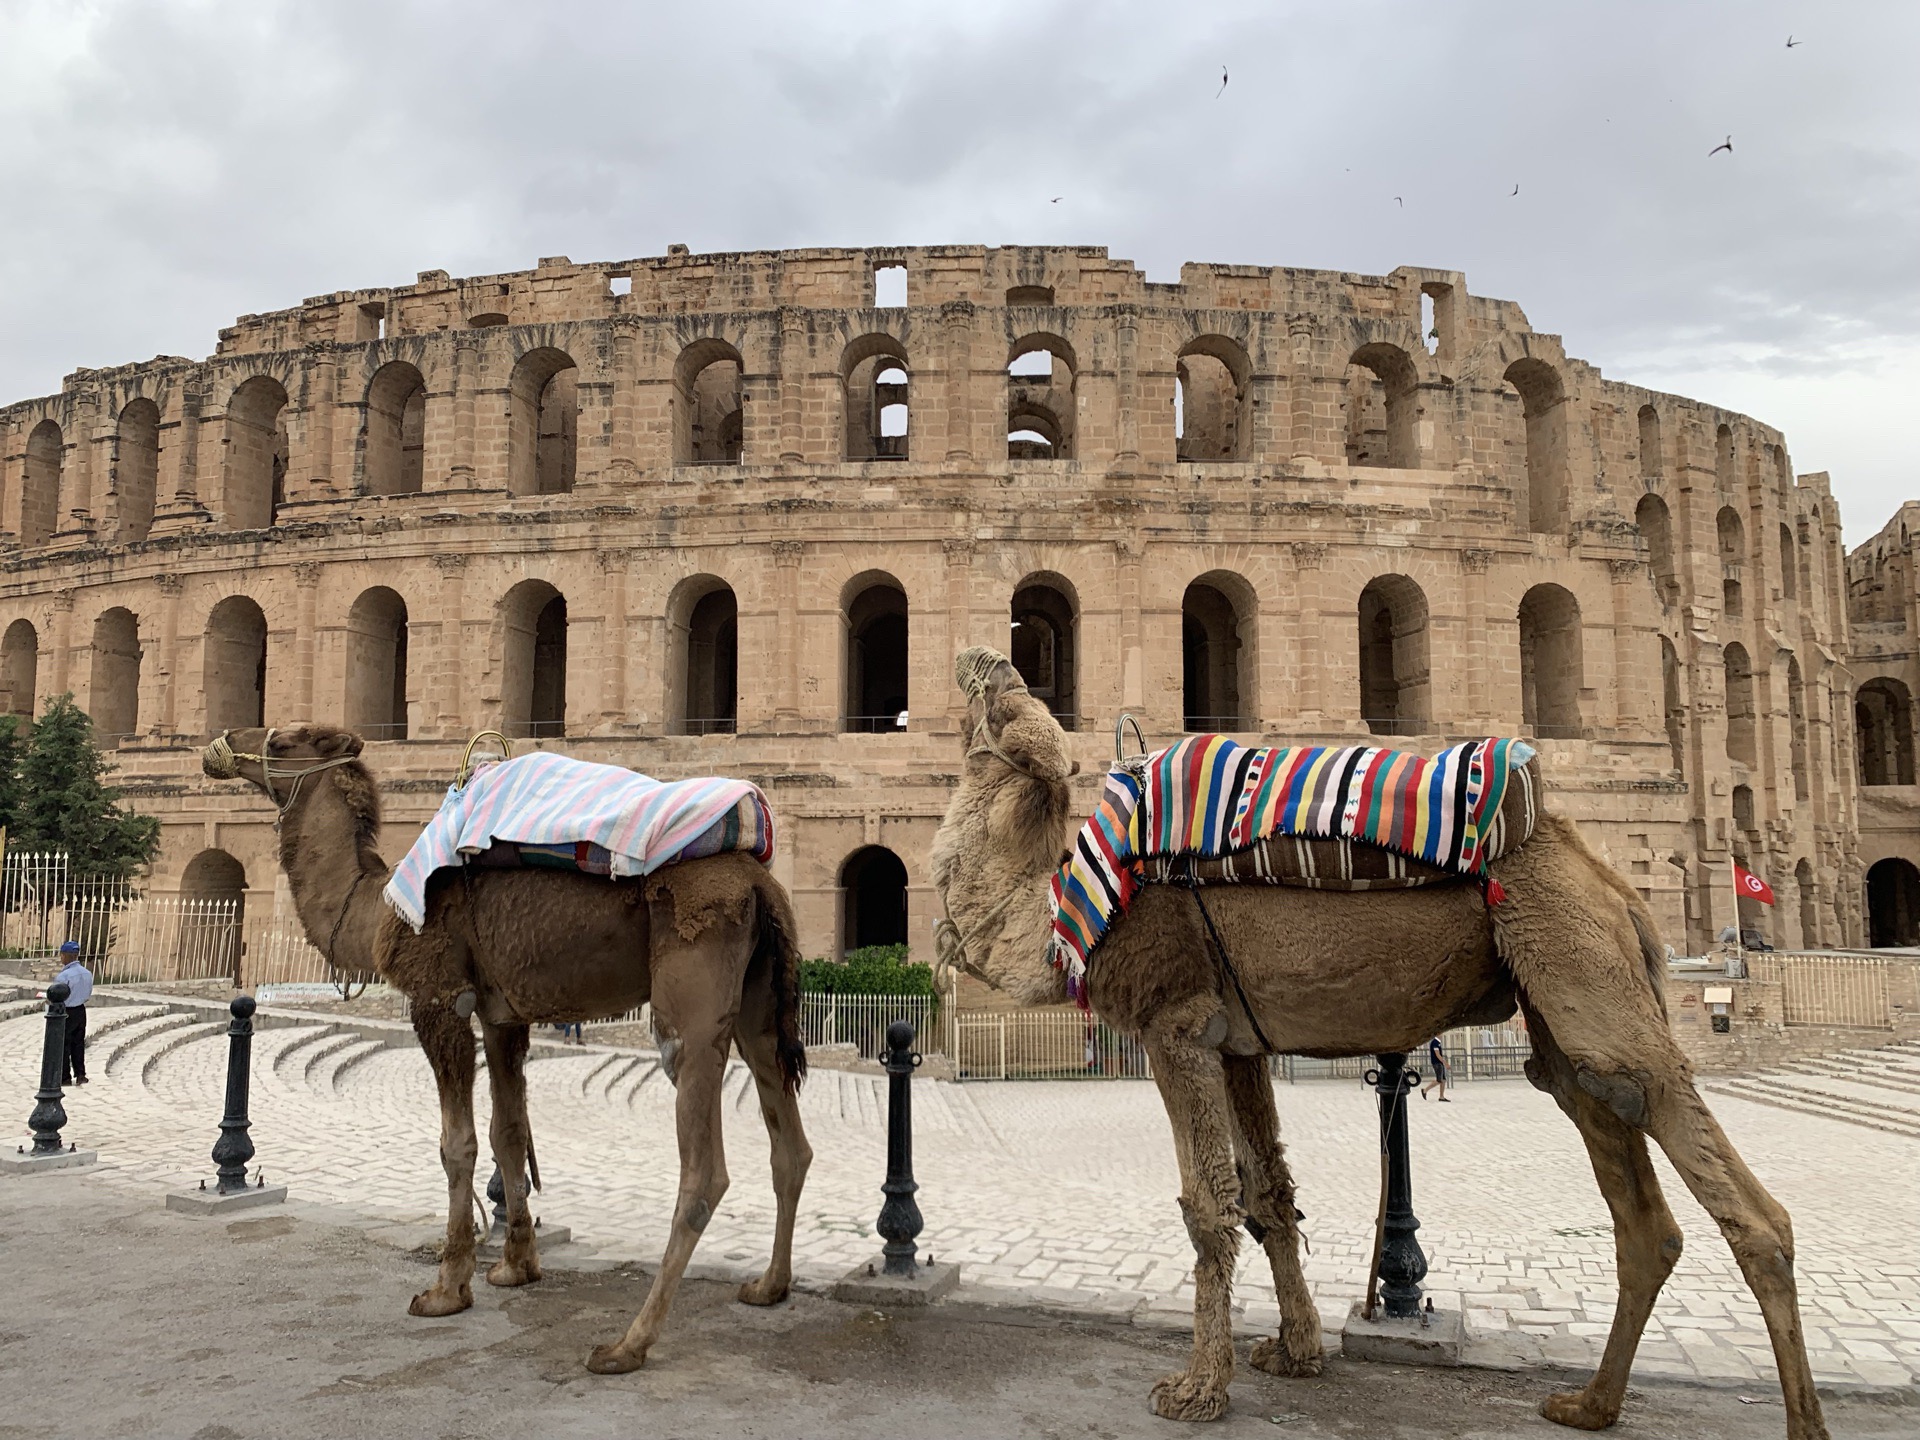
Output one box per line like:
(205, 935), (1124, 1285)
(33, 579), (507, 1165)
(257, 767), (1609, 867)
(345, 587), (409, 741)
(1717, 505), (1745, 565)
(1786, 655), (1809, 801)
(1634, 493), (1678, 605)
(1183, 578), (1251, 732)
(365, 362), (427, 497)
(501, 581), (566, 738)
(871, 264), (907, 309)
(1006, 285), (1053, 306)
(1723, 577), (1743, 621)
(0, 620), (38, 719)
(843, 339), (910, 461)
(1715, 424), (1735, 490)
(204, 596), (267, 734)
(840, 846), (909, 952)
(844, 580), (908, 733)
(1637, 404), (1661, 480)
(1795, 858), (1818, 949)
(114, 400), (160, 544)
(223, 377), (289, 531)
(675, 583), (738, 735)
(1346, 344), (1419, 469)
(89, 608), (142, 747)
(507, 348), (578, 495)
(1504, 359), (1568, 534)
(1855, 677), (1916, 786)
(1007, 336), (1075, 460)
(1517, 583), (1583, 738)
(675, 339), (745, 465)
(1661, 636), (1685, 771)
(1732, 783), (1756, 836)
(179, 849), (247, 981)
(1867, 858), (1920, 948)
(1176, 338), (1250, 462)
(1010, 578), (1078, 731)
(1723, 642), (1757, 767)
(21, 420), (63, 547)
(1420, 292), (1438, 357)
(1779, 522), (1797, 600)
(1357, 575), (1430, 736)
(468, 312), (509, 329)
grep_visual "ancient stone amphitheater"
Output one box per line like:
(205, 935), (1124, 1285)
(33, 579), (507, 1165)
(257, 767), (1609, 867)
(0, 243), (1914, 959)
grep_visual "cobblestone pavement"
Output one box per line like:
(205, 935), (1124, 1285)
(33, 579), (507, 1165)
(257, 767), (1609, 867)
(5, 995), (1917, 1397)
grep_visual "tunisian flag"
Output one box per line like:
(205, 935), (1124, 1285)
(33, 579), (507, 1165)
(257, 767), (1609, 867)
(1734, 863), (1776, 905)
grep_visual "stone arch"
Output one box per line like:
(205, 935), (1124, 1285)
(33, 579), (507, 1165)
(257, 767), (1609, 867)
(843, 573), (908, 733)
(1723, 642), (1757, 767)
(1182, 571), (1255, 731)
(89, 607), (142, 746)
(1517, 583), (1582, 737)
(0, 619), (38, 719)
(1010, 572), (1079, 730)
(21, 419), (63, 547)
(1345, 342), (1420, 469)
(1717, 505), (1745, 564)
(666, 575), (738, 735)
(674, 338), (744, 465)
(1504, 358), (1568, 533)
(1635, 492), (1678, 605)
(204, 596), (267, 734)
(1779, 522), (1797, 600)
(1855, 677), (1915, 786)
(1007, 332), (1076, 460)
(223, 376), (289, 530)
(115, 399), (161, 543)
(1637, 403), (1661, 480)
(364, 361), (427, 496)
(1357, 574), (1430, 736)
(345, 586), (409, 740)
(507, 348), (578, 495)
(1867, 858), (1920, 948)
(178, 847), (247, 980)
(1176, 334), (1251, 462)
(500, 579), (566, 738)
(842, 334), (910, 461)
(1661, 635), (1685, 770)
(840, 844), (908, 952)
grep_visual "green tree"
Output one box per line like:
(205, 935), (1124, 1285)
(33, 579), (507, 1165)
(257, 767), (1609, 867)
(0, 713), (26, 843)
(12, 695), (159, 878)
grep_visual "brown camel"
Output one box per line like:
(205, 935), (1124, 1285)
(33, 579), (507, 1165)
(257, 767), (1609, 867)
(202, 725), (812, 1374)
(929, 652), (1828, 1439)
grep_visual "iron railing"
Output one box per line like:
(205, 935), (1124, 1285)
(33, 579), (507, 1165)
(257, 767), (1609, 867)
(842, 714), (910, 734)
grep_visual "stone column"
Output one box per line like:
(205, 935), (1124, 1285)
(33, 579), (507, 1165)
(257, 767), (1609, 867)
(1114, 307), (1140, 465)
(1291, 542), (1327, 724)
(597, 548), (629, 732)
(779, 310), (807, 464)
(1461, 549), (1491, 728)
(48, 590), (75, 697)
(293, 563), (321, 721)
(438, 332), (481, 492)
(1608, 558), (1641, 733)
(1287, 316), (1319, 461)
(942, 538), (976, 731)
(607, 320), (639, 479)
(153, 574), (185, 737)
(151, 379), (214, 533)
(942, 301), (975, 462)
(431, 553), (469, 736)
(1115, 537), (1144, 719)
(52, 395), (100, 547)
(773, 540), (804, 728)
(302, 344), (339, 499)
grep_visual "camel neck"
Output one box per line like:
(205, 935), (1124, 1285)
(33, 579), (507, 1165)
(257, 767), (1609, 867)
(277, 770), (388, 980)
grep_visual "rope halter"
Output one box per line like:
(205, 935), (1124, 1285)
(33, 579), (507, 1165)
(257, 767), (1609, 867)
(203, 729), (361, 825)
(953, 645), (1051, 781)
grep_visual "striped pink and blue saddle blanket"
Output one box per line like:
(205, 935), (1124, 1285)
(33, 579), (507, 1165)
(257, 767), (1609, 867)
(384, 750), (773, 932)
(1048, 736), (1539, 999)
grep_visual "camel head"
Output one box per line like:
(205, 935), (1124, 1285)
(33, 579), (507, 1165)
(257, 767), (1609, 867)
(202, 725), (381, 840)
(928, 647), (1076, 1006)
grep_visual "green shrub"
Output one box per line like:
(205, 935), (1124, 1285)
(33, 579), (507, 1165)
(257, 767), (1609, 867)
(799, 944), (939, 999)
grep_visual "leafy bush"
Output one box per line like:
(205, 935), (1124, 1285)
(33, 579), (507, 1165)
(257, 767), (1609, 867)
(798, 944), (939, 999)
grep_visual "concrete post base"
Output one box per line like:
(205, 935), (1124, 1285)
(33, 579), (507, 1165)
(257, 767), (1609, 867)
(1341, 1299), (1466, 1366)
(165, 1184), (290, 1215)
(831, 1257), (961, 1307)
(2, 1147), (97, 1175)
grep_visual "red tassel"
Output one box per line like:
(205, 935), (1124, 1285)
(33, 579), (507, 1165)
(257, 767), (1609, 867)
(1484, 879), (1507, 907)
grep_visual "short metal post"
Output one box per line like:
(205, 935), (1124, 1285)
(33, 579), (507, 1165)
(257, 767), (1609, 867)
(210, 995), (257, 1195)
(486, 1162), (533, 1236)
(26, 982), (71, 1157)
(876, 1019), (923, 1277)
(1369, 1050), (1427, 1319)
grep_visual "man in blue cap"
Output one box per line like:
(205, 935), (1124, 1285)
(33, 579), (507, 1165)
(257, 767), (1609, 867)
(53, 941), (92, 1086)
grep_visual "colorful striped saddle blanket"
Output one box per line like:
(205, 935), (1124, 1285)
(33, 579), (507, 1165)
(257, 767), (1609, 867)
(384, 750), (774, 932)
(1048, 736), (1539, 999)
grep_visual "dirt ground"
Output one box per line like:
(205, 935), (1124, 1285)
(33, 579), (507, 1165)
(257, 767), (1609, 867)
(1, 1171), (1909, 1440)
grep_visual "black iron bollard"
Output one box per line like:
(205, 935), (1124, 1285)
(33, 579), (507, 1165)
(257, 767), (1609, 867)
(876, 1019), (924, 1277)
(486, 1162), (533, 1235)
(26, 982), (71, 1157)
(1368, 1050), (1428, 1319)
(210, 995), (258, 1195)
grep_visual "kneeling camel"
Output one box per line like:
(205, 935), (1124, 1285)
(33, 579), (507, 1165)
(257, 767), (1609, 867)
(204, 726), (812, 1374)
(930, 653), (1827, 1439)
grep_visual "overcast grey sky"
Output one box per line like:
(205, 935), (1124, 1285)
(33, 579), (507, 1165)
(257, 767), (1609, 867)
(2, 0), (1914, 539)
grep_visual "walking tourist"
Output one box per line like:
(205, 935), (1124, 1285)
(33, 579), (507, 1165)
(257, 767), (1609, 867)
(1419, 1034), (1449, 1102)
(53, 941), (92, 1086)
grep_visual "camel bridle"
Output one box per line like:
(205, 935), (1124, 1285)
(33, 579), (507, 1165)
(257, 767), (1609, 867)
(203, 729), (361, 825)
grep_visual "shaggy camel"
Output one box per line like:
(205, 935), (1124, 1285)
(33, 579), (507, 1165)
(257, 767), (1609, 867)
(203, 726), (812, 1374)
(930, 652), (1827, 1439)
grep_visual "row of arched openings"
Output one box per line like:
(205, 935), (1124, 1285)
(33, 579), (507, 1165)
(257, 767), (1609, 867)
(1634, 490), (1806, 616)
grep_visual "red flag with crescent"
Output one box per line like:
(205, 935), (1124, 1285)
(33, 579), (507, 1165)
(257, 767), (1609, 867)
(1734, 863), (1775, 905)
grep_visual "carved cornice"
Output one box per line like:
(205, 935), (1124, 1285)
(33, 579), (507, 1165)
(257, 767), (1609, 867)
(431, 552), (470, 574)
(1290, 541), (1326, 570)
(1460, 548), (1493, 575)
(771, 539), (805, 566)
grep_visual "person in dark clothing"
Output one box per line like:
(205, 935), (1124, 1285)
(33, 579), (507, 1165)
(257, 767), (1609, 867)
(53, 941), (93, 1086)
(1420, 1034), (1450, 1101)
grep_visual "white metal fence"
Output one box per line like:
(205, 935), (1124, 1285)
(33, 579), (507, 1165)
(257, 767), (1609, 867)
(798, 992), (940, 1058)
(1745, 953), (1895, 1030)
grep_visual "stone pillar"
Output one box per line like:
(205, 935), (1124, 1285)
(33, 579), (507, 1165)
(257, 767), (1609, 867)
(52, 395), (100, 547)
(293, 563), (320, 721)
(942, 538), (976, 731)
(302, 344), (339, 499)
(607, 320), (639, 479)
(1291, 542), (1327, 724)
(49, 590), (75, 697)
(1115, 537), (1144, 719)
(431, 553), (469, 736)
(1461, 549), (1491, 728)
(597, 548), (629, 732)
(942, 302), (974, 462)
(437, 332), (480, 492)
(779, 310), (807, 464)
(773, 540), (804, 728)
(151, 379), (214, 533)
(1287, 317), (1319, 461)
(1608, 558), (1641, 734)
(153, 574), (185, 737)
(1114, 308), (1140, 465)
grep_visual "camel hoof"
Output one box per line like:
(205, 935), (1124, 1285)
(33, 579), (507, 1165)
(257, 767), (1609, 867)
(737, 1276), (791, 1307)
(1150, 1372), (1230, 1422)
(587, 1342), (647, 1375)
(1249, 1335), (1324, 1378)
(407, 1285), (472, 1318)
(1539, 1390), (1618, 1431)
(486, 1257), (543, 1288)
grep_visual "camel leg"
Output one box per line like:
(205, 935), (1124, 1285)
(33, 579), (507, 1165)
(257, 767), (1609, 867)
(1143, 1000), (1243, 1422)
(479, 1020), (542, 1289)
(408, 997), (479, 1318)
(731, 977), (811, 1307)
(1522, 1016), (1684, 1431)
(1221, 1054), (1324, 1379)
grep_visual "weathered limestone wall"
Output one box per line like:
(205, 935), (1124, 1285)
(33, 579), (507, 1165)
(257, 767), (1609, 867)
(0, 244), (1883, 960)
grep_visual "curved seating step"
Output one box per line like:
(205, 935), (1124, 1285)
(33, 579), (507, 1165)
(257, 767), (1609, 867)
(100, 1013), (203, 1076)
(299, 1031), (365, 1087)
(139, 1020), (229, 1086)
(1727, 1072), (1920, 1122)
(269, 1024), (346, 1079)
(1706, 1080), (1920, 1139)
(314, 1037), (388, 1094)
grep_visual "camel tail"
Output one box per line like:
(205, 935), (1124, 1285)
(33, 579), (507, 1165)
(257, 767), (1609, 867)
(750, 870), (809, 1095)
(1629, 902), (1671, 1022)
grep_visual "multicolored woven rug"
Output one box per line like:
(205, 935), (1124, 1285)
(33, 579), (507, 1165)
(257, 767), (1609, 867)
(1048, 736), (1538, 1000)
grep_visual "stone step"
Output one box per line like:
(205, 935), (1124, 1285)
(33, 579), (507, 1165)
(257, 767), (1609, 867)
(0, 998), (45, 1024)
(139, 1020), (229, 1086)
(1786, 1057), (1920, 1096)
(1707, 1080), (1920, 1139)
(621, 1057), (668, 1109)
(298, 1031), (365, 1088)
(99, 1012), (202, 1076)
(313, 1037), (388, 1094)
(594, 1055), (643, 1102)
(268, 1024), (346, 1080)
(85, 1004), (168, 1041)
(1763, 1067), (1920, 1112)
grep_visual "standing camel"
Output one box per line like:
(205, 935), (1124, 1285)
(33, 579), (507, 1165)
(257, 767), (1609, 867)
(202, 725), (812, 1374)
(929, 652), (1827, 1439)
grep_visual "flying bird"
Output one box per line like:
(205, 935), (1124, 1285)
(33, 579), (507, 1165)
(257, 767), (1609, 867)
(1395, 196), (1403, 207)
(1050, 196), (1063, 203)
(1709, 135), (1733, 156)
(1786, 34), (1801, 47)
(1511, 183), (1520, 196)
(1217, 66), (1228, 98)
